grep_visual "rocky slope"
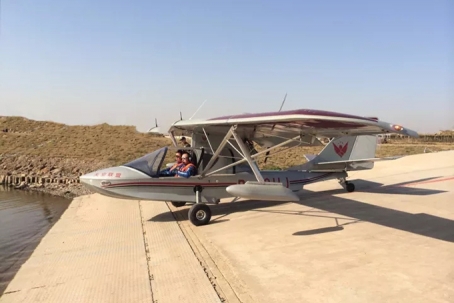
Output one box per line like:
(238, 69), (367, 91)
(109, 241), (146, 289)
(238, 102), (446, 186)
(0, 154), (112, 198)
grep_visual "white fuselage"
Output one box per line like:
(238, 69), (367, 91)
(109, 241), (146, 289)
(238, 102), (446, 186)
(80, 166), (347, 204)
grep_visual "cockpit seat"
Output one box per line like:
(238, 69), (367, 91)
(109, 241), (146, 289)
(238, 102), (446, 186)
(190, 148), (205, 168)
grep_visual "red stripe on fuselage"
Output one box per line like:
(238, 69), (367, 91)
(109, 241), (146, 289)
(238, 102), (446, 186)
(103, 181), (236, 188)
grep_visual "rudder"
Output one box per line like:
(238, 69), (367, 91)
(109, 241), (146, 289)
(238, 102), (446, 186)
(317, 135), (377, 163)
(289, 135), (380, 172)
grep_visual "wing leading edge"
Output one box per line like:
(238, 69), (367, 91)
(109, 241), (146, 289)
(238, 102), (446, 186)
(168, 108), (418, 139)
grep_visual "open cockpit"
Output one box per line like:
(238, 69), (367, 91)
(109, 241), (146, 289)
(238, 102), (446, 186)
(121, 145), (253, 179)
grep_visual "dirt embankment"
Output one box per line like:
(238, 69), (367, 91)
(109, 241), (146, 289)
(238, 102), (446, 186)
(1, 116), (453, 199)
(0, 154), (112, 198)
(0, 116), (171, 199)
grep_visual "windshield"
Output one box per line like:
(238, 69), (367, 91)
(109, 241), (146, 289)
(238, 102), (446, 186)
(122, 147), (167, 177)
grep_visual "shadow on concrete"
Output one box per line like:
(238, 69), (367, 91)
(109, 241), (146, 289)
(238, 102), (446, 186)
(148, 177), (454, 243)
(294, 198), (454, 243)
(293, 226), (344, 236)
(299, 177), (447, 199)
(150, 200), (288, 223)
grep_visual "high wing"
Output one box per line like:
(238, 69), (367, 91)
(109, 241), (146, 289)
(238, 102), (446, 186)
(168, 109), (418, 147)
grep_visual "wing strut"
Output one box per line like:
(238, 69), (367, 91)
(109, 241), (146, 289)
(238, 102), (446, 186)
(199, 127), (303, 180)
(169, 130), (178, 147)
(231, 128), (265, 183)
(198, 125), (235, 177)
(202, 127), (215, 154)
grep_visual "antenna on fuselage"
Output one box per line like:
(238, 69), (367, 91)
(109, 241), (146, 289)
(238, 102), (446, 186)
(189, 99), (207, 120)
(279, 93), (287, 112)
(270, 93), (287, 131)
(265, 93), (288, 163)
(180, 111), (183, 120)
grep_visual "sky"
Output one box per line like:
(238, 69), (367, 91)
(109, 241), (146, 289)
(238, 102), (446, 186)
(0, 0), (452, 133)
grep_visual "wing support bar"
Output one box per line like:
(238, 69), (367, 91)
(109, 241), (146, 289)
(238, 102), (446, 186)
(198, 125), (235, 176)
(200, 134), (302, 179)
(231, 128), (265, 183)
(169, 130), (178, 147)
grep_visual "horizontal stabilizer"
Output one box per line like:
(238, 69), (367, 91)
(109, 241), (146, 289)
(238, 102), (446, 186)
(226, 182), (299, 202)
(318, 156), (402, 165)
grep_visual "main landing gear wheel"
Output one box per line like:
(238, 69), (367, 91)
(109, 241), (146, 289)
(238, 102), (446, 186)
(171, 201), (186, 207)
(188, 204), (212, 226)
(345, 182), (355, 193)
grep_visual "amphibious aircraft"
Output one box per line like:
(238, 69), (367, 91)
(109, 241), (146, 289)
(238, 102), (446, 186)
(80, 108), (418, 226)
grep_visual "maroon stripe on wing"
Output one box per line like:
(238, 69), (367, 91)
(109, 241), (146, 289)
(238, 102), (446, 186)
(209, 109), (376, 122)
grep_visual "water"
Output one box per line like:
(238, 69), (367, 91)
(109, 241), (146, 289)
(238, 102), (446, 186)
(0, 186), (71, 295)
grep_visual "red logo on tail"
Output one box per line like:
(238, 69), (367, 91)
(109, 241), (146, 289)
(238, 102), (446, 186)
(333, 142), (348, 157)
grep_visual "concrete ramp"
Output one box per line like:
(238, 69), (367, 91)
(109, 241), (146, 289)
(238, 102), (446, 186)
(1, 195), (220, 303)
(170, 150), (454, 303)
(2, 150), (453, 302)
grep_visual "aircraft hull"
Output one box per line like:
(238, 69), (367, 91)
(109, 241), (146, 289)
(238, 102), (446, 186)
(80, 167), (346, 203)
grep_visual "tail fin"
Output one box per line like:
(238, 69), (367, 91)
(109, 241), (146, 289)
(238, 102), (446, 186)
(290, 135), (399, 172)
(317, 135), (377, 163)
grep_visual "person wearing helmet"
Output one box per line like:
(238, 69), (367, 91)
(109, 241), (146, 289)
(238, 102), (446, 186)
(175, 152), (197, 178)
(160, 150), (184, 176)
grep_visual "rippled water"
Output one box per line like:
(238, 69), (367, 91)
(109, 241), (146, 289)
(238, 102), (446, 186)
(0, 186), (71, 295)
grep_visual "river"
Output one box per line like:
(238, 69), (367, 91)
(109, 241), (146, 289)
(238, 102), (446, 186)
(0, 186), (71, 296)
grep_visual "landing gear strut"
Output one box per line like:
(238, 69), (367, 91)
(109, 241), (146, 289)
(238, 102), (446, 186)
(188, 185), (212, 226)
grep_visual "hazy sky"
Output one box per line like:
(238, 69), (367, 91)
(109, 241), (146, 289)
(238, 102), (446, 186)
(1, 0), (452, 133)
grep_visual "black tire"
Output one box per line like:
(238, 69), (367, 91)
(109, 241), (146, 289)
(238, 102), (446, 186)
(171, 201), (186, 207)
(346, 182), (355, 192)
(188, 204), (212, 226)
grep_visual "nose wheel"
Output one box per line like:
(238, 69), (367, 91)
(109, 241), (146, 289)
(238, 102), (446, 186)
(187, 185), (212, 226)
(188, 203), (212, 226)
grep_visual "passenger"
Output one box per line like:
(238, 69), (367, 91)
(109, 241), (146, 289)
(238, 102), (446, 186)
(160, 150), (184, 176)
(179, 136), (191, 148)
(175, 152), (197, 178)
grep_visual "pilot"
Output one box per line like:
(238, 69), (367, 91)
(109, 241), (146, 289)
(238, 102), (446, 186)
(160, 150), (184, 176)
(175, 152), (197, 178)
(179, 136), (191, 148)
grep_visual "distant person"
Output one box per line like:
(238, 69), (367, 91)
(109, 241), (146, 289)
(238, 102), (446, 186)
(160, 150), (184, 176)
(179, 136), (191, 148)
(175, 152), (197, 178)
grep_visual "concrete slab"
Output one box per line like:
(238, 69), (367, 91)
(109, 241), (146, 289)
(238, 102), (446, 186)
(1, 194), (152, 303)
(170, 151), (454, 303)
(140, 200), (221, 303)
(1, 195), (221, 302)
